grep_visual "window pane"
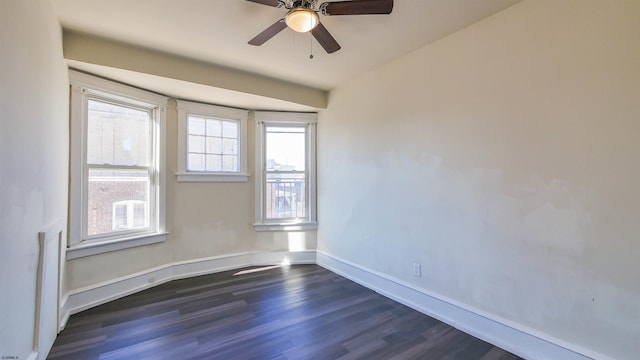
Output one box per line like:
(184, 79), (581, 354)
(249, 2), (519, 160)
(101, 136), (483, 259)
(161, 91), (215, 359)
(206, 119), (222, 137)
(113, 204), (128, 231)
(222, 155), (237, 172)
(188, 154), (205, 171)
(206, 154), (222, 171)
(223, 138), (238, 155)
(222, 121), (238, 138)
(88, 169), (149, 236)
(206, 137), (222, 154)
(188, 135), (205, 153)
(186, 115), (240, 173)
(133, 203), (147, 228)
(188, 116), (205, 135)
(266, 126), (305, 171)
(265, 173), (306, 219)
(87, 99), (150, 166)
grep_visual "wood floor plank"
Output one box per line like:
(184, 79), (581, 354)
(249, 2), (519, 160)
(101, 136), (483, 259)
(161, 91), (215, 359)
(49, 265), (522, 360)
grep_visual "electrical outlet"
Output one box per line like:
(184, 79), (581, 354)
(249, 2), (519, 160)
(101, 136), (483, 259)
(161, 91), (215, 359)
(413, 263), (421, 277)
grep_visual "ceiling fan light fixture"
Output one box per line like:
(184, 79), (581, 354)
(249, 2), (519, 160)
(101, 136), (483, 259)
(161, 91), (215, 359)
(285, 8), (319, 33)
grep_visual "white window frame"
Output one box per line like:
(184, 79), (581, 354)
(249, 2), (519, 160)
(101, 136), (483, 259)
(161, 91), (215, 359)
(68, 70), (168, 259)
(254, 111), (317, 231)
(176, 100), (249, 182)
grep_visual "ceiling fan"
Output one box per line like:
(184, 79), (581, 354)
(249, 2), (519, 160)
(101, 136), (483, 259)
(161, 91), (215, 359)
(247, 0), (394, 54)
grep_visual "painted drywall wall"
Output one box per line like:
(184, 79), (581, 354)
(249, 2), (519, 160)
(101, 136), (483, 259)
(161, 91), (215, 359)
(317, 0), (640, 358)
(62, 31), (327, 109)
(65, 242), (171, 289)
(0, 0), (69, 358)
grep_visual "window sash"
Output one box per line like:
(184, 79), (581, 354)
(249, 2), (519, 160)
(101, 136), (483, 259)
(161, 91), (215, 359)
(85, 96), (153, 167)
(262, 124), (309, 222)
(264, 170), (307, 220)
(186, 115), (240, 173)
(84, 164), (155, 240)
(176, 100), (249, 182)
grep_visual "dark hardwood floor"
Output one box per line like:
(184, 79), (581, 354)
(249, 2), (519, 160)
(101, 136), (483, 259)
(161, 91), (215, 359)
(49, 265), (522, 360)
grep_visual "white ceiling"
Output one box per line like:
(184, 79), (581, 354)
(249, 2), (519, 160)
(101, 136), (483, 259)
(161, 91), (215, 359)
(51, 0), (521, 108)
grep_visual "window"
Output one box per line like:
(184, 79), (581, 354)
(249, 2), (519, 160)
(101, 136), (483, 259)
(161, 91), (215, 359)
(112, 201), (147, 231)
(187, 117), (238, 172)
(254, 112), (317, 231)
(68, 70), (168, 259)
(177, 100), (248, 182)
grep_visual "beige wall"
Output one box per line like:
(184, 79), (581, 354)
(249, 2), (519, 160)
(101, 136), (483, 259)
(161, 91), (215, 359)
(317, 0), (640, 358)
(63, 31), (327, 109)
(0, 0), (69, 358)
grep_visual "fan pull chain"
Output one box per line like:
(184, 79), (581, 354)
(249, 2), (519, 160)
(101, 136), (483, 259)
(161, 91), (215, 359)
(309, 33), (314, 59)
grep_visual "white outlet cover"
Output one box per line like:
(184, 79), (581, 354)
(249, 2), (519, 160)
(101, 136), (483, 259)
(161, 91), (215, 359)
(413, 263), (421, 277)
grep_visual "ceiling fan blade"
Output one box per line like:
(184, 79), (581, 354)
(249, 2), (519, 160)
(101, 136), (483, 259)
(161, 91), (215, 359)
(311, 23), (341, 54)
(320, 0), (393, 16)
(246, 0), (284, 8)
(248, 19), (287, 46)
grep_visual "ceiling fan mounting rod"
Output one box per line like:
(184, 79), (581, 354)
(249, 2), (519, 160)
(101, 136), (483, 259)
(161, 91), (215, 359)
(286, 0), (318, 10)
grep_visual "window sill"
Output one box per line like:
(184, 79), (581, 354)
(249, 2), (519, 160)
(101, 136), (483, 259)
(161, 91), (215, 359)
(253, 222), (318, 232)
(176, 172), (250, 182)
(66, 232), (168, 260)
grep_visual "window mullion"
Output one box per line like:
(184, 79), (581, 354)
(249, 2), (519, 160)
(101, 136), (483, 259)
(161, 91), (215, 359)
(86, 164), (151, 170)
(265, 170), (306, 175)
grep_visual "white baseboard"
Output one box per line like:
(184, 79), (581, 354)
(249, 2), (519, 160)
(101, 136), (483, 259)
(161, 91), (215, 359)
(59, 294), (70, 332)
(58, 249), (608, 360)
(316, 251), (608, 360)
(60, 250), (315, 329)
